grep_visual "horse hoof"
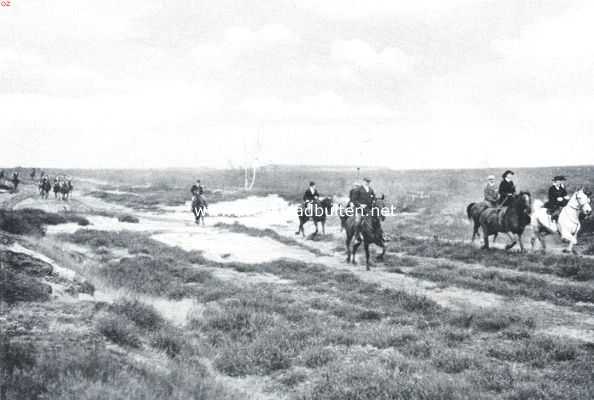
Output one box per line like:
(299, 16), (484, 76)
(366, 266), (370, 271)
(562, 249), (570, 254)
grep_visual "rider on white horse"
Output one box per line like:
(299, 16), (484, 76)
(546, 175), (570, 222)
(531, 186), (592, 253)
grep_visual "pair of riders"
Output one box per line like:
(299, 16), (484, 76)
(301, 177), (385, 236)
(484, 170), (569, 222)
(302, 178), (378, 217)
(483, 170), (516, 207)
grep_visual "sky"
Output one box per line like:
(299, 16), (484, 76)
(1, 0), (593, 170)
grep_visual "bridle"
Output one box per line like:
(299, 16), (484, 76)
(566, 190), (591, 214)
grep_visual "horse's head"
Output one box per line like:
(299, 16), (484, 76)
(514, 191), (532, 216)
(320, 197), (333, 212)
(372, 194), (387, 221)
(571, 188), (592, 216)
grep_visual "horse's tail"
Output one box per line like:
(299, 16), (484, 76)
(466, 203), (475, 220)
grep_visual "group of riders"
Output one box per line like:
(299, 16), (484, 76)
(38, 174), (74, 200)
(0, 168), (72, 201)
(483, 170), (573, 222)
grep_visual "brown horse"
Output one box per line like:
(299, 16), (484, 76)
(466, 201), (498, 243)
(39, 179), (52, 199)
(478, 192), (532, 251)
(295, 197), (333, 237)
(344, 196), (386, 270)
(60, 180), (73, 200)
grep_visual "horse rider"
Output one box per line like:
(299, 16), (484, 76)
(190, 179), (207, 219)
(483, 175), (499, 207)
(191, 179), (204, 198)
(498, 170), (516, 207)
(11, 172), (20, 192)
(351, 177), (376, 211)
(349, 177), (377, 226)
(350, 177), (389, 241)
(302, 181), (320, 217)
(546, 175), (569, 222)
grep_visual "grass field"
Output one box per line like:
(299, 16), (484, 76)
(1, 164), (594, 399)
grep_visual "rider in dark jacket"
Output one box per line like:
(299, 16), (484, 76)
(11, 172), (20, 192)
(303, 182), (319, 203)
(498, 170), (516, 206)
(350, 178), (376, 211)
(302, 182), (319, 216)
(546, 175), (569, 221)
(190, 180), (204, 196)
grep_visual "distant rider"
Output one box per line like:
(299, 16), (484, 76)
(483, 175), (499, 207)
(11, 172), (20, 192)
(546, 175), (569, 222)
(190, 179), (207, 221)
(498, 170), (516, 207)
(302, 181), (320, 217)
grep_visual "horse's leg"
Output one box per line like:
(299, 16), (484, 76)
(375, 242), (386, 261)
(364, 242), (371, 271)
(352, 236), (362, 265)
(295, 218), (303, 235)
(492, 233), (498, 243)
(322, 220), (326, 235)
(504, 232), (517, 250)
(471, 221), (478, 243)
(481, 225), (490, 249)
(346, 233), (352, 262)
(517, 233), (525, 253)
(538, 230), (547, 253)
(313, 221), (319, 236)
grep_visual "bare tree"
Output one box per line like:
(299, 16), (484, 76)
(242, 132), (262, 191)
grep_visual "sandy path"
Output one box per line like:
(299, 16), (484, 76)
(5, 189), (594, 343)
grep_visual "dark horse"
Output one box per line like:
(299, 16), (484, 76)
(39, 179), (52, 200)
(53, 181), (61, 199)
(191, 195), (207, 226)
(60, 180), (73, 200)
(466, 201), (498, 243)
(343, 196), (386, 270)
(295, 197), (333, 237)
(477, 191), (532, 251)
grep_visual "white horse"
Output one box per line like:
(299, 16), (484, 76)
(531, 188), (592, 254)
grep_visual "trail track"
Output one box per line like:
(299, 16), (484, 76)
(3, 182), (594, 345)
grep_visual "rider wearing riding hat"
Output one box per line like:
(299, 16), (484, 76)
(350, 177), (376, 212)
(190, 179), (204, 197)
(303, 181), (320, 217)
(547, 175), (570, 222)
(349, 177), (388, 241)
(11, 172), (20, 192)
(498, 170), (516, 207)
(484, 175), (499, 207)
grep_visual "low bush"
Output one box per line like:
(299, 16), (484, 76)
(109, 298), (164, 331)
(0, 209), (89, 236)
(118, 214), (140, 223)
(96, 314), (141, 348)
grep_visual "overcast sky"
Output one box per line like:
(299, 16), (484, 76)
(1, 0), (593, 169)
